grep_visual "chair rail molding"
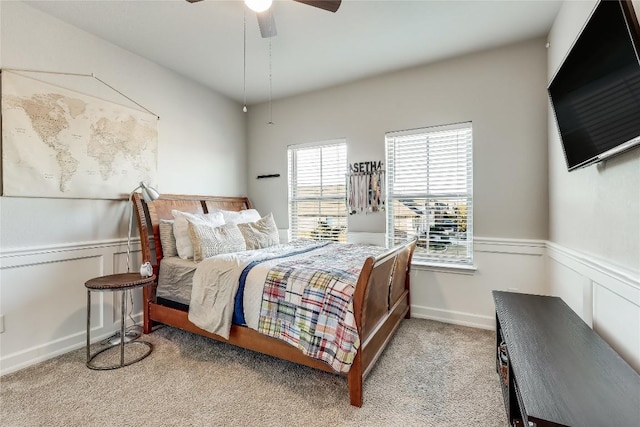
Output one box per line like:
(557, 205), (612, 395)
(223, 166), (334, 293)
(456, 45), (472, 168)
(546, 241), (640, 305)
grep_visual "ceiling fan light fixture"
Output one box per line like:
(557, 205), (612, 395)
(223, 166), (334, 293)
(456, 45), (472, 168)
(245, 0), (272, 13)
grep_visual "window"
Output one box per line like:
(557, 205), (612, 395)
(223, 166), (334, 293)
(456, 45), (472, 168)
(385, 122), (473, 267)
(288, 140), (347, 242)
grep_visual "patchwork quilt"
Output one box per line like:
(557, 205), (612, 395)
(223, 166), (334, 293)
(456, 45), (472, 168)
(188, 240), (385, 373)
(257, 243), (385, 373)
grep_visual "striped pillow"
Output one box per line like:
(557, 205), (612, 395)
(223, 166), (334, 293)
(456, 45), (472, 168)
(159, 220), (178, 257)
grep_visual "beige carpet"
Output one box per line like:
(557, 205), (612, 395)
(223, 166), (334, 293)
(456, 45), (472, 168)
(0, 319), (506, 426)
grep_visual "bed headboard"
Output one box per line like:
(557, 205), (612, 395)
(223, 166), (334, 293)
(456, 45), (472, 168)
(131, 193), (252, 273)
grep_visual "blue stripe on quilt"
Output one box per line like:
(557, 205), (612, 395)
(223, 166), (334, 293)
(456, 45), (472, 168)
(232, 241), (331, 326)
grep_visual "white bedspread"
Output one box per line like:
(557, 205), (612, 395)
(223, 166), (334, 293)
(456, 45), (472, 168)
(187, 241), (324, 339)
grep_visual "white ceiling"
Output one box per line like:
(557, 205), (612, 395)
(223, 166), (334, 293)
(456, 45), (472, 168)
(25, 0), (563, 105)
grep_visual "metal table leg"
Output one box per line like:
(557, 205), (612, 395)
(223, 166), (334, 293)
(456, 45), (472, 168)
(86, 289), (91, 364)
(86, 288), (152, 370)
(120, 289), (125, 366)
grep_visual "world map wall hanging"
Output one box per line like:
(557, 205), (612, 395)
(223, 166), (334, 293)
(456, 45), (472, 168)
(0, 70), (158, 199)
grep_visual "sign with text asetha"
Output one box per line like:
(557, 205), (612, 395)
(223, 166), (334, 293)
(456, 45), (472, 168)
(1, 71), (158, 199)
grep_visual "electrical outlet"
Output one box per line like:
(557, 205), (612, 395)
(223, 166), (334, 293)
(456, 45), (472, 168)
(0, 315), (5, 333)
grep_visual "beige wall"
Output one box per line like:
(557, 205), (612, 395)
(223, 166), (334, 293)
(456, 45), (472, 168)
(246, 38), (551, 330)
(0, 1), (247, 373)
(546, 0), (640, 372)
(247, 38), (550, 241)
(0, 1), (247, 250)
(547, 0), (640, 271)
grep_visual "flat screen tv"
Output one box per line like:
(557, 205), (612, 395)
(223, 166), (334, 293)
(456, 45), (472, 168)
(548, 0), (640, 171)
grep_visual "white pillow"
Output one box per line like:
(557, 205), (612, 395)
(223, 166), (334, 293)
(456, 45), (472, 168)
(171, 210), (225, 259)
(216, 208), (261, 225)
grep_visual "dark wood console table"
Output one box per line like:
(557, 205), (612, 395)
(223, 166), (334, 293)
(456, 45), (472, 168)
(493, 291), (639, 427)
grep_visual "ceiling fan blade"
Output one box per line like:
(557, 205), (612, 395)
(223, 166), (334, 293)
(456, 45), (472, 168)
(185, 0), (204, 3)
(293, 0), (342, 13)
(257, 10), (277, 38)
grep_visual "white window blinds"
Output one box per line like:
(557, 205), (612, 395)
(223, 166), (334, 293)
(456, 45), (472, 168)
(288, 140), (347, 242)
(386, 122), (473, 266)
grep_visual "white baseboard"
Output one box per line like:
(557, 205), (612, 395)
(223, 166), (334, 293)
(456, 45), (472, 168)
(0, 314), (142, 376)
(411, 305), (495, 330)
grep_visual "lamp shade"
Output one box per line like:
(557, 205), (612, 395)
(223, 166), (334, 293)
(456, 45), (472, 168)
(138, 182), (160, 202)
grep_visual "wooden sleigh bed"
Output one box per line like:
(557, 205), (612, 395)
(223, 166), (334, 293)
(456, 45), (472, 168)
(132, 193), (416, 407)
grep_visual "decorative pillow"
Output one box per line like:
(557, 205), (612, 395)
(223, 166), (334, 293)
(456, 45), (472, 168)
(158, 220), (178, 257)
(188, 222), (246, 262)
(214, 208), (262, 225)
(237, 213), (280, 250)
(172, 209), (225, 259)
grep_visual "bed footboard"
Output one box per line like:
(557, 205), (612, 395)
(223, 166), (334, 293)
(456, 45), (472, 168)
(349, 238), (416, 406)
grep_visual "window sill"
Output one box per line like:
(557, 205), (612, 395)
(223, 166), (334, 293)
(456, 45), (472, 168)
(411, 261), (477, 275)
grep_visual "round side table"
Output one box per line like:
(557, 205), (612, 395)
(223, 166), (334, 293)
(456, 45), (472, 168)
(85, 273), (155, 370)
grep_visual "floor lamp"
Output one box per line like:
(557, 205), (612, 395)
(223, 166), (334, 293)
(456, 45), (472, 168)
(110, 181), (160, 345)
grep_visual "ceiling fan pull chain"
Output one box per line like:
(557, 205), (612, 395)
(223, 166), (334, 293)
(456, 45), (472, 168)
(243, 7), (248, 113)
(268, 36), (275, 125)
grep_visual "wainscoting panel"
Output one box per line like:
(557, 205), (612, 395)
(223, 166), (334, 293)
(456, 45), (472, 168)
(593, 283), (640, 372)
(0, 240), (141, 375)
(410, 237), (548, 330)
(547, 242), (640, 372)
(547, 256), (593, 325)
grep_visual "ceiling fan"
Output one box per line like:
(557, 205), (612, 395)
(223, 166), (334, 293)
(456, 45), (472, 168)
(186, 0), (342, 38)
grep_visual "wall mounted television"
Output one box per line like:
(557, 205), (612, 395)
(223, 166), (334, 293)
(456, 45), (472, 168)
(548, 0), (640, 171)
